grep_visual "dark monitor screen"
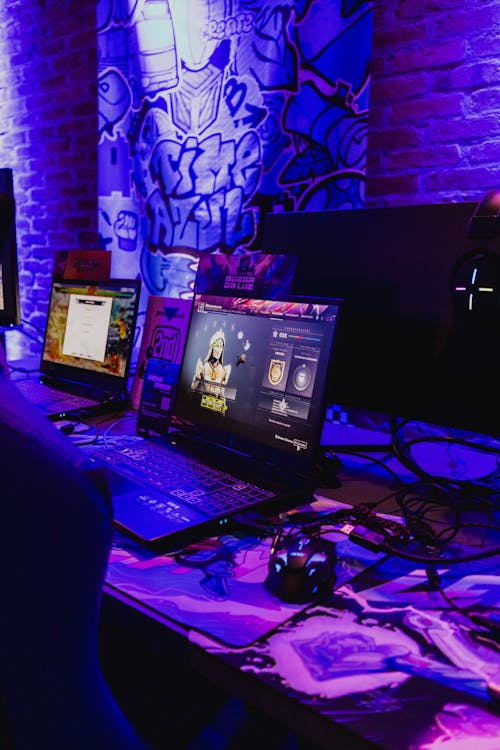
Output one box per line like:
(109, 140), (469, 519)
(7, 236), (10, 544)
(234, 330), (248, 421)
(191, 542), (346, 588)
(261, 202), (500, 438)
(0, 168), (21, 328)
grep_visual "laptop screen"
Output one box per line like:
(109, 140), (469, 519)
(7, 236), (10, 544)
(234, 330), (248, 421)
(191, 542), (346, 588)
(174, 294), (341, 467)
(40, 278), (140, 391)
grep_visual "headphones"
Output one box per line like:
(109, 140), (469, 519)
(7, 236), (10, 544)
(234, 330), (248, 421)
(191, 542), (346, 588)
(449, 189), (500, 324)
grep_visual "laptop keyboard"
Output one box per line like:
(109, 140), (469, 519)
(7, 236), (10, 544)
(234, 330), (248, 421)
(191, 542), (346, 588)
(15, 379), (99, 411)
(91, 436), (276, 516)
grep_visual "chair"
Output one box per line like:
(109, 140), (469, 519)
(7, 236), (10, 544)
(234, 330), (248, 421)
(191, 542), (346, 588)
(0, 361), (148, 749)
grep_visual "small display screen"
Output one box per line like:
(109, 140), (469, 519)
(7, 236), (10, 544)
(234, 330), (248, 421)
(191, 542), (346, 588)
(41, 279), (139, 380)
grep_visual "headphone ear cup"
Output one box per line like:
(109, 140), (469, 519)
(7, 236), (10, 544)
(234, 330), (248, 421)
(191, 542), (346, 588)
(449, 190), (500, 324)
(450, 248), (500, 323)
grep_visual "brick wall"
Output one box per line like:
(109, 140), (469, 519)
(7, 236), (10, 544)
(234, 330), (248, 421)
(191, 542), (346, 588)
(0, 0), (97, 357)
(366, 0), (500, 205)
(1, 0), (499, 356)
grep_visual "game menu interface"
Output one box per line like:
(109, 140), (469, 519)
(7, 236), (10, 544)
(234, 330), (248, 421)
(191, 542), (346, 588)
(175, 295), (340, 461)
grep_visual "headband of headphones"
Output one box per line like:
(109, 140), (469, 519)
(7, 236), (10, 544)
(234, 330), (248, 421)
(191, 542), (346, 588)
(468, 188), (500, 239)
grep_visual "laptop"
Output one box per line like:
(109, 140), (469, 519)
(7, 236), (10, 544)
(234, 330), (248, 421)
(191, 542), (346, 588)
(85, 293), (342, 551)
(15, 277), (141, 419)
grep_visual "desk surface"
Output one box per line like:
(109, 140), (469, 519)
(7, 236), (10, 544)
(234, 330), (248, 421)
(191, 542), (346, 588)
(7, 361), (500, 748)
(82, 417), (500, 750)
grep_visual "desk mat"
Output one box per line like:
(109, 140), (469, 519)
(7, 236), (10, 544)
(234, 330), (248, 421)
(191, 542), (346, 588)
(196, 557), (500, 750)
(106, 497), (385, 648)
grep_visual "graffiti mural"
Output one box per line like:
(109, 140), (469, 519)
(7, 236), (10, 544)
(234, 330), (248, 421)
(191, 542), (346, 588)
(97, 0), (373, 301)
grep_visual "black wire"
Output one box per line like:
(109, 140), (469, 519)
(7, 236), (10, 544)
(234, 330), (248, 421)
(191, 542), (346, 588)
(360, 480), (425, 512)
(383, 541), (500, 565)
(9, 365), (40, 375)
(392, 431), (500, 513)
(391, 418), (500, 486)
(393, 417), (500, 453)
(394, 481), (463, 546)
(425, 565), (500, 649)
(328, 446), (405, 486)
(397, 434), (500, 462)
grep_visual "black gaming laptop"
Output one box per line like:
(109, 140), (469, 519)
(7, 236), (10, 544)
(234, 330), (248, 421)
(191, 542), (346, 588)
(85, 293), (341, 550)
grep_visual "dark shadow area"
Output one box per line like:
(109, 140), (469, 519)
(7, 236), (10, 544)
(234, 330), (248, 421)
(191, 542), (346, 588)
(98, 594), (310, 750)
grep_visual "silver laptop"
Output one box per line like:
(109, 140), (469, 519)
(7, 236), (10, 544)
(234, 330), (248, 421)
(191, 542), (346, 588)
(15, 277), (140, 419)
(85, 293), (342, 551)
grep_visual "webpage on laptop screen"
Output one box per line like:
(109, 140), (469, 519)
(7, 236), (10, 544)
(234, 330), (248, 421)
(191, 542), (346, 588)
(42, 280), (138, 377)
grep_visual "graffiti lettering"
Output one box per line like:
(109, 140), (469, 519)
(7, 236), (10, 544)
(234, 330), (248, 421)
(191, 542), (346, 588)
(151, 140), (187, 196)
(148, 121), (262, 254)
(151, 132), (261, 201)
(221, 186), (255, 248)
(168, 194), (203, 247)
(146, 188), (174, 248)
(235, 103), (268, 129)
(204, 12), (254, 41)
(192, 135), (234, 195)
(224, 77), (247, 119)
(224, 77), (267, 129)
(233, 132), (261, 197)
(147, 186), (255, 254)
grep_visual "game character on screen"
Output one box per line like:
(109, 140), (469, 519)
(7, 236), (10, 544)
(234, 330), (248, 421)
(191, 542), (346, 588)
(108, 305), (131, 372)
(115, 306), (128, 340)
(193, 329), (232, 396)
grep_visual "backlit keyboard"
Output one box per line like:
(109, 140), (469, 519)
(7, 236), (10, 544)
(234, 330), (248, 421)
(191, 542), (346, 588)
(15, 379), (98, 411)
(90, 437), (275, 516)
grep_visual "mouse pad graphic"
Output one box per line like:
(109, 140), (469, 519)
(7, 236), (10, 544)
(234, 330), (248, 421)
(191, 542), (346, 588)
(105, 497), (384, 648)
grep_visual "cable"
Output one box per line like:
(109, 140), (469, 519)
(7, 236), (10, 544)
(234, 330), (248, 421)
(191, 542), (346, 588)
(382, 540), (500, 565)
(323, 445), (405, 486)
(312, 492), (500, 565)
(8, 365), (40, 375)
(425, 565), (500, 646)
(394, 480), (464, 547)
(102, 415), (137, 448)
(391, 418), (500, 486)
(390, 422), (500, 520)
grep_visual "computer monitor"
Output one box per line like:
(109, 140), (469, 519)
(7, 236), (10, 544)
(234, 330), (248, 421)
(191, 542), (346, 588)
(261, 201), (500, 440)
(0, 168), (21, 328)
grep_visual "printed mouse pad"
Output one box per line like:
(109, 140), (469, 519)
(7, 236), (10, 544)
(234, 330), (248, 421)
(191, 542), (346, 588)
(105, 497), (385, 648)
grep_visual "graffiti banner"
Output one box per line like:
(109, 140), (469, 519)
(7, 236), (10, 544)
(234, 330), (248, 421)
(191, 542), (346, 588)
(98, 0), (373, 302)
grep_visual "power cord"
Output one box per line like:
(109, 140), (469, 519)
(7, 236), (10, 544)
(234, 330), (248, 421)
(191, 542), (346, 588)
(391, 417), (500, 506)
(322, 444), (405, 486)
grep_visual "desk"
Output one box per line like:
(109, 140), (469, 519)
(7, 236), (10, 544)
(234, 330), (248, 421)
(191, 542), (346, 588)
(84, 415), (500, 750)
